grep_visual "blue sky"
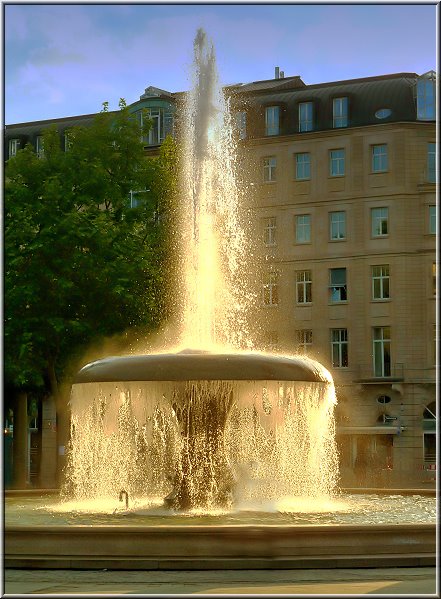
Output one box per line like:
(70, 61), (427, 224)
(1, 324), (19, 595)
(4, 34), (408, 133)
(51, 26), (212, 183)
(5, 2), (438, 124)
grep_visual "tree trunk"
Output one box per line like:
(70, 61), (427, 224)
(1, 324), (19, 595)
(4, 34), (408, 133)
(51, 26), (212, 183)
(12, 391), (29, 489)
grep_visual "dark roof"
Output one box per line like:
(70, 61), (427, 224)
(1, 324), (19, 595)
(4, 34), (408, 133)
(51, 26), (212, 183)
(5, 111), (118, 135)
(240, 73), (422, 133)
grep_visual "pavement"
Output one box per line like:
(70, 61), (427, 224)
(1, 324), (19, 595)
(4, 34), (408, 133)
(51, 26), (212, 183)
(2, 567), (438, 596)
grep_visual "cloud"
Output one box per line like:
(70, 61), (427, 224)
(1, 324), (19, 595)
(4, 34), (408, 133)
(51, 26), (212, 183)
(5, 4), (437, 123)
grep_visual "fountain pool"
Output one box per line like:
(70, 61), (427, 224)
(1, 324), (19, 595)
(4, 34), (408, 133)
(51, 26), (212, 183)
(5, 491), (436, 527)
(5, 490), (436, 569)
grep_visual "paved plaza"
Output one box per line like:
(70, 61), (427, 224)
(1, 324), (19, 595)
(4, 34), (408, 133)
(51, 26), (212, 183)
(3, 567), (437, 596)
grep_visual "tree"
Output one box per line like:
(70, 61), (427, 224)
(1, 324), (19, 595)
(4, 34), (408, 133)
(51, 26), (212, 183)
(4, 102), (178, 484)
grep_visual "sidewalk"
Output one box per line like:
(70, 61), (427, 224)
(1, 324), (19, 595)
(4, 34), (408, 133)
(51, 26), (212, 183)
(3, 567), (437, 596)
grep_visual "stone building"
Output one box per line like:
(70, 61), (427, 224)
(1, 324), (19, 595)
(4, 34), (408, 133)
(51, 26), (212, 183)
(227, 69), (437, 487)
(5, 71), (436, 488)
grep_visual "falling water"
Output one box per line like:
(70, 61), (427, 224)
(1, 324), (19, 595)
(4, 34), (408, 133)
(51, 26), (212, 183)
(62, 29), (340, 512)
(180, 28), (252, 350)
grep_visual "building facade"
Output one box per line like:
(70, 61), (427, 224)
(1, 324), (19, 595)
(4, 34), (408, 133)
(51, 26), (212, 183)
(228, 70), (437, 487)
(5, 71), (436, 489)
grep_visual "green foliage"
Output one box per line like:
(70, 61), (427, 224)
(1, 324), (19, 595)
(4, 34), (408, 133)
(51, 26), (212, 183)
(5, 105), (178, 394)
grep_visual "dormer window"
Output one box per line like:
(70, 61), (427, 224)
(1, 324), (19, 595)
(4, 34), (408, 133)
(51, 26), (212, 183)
(299, 102), (313, 132)
(265, 106), (280, 136)
(333, 97), (348, 128)
(8, 139), (19, 158)
(235, 111), (247, 139)
(416, 71), (436, 120)
(36, 135), (44, 158)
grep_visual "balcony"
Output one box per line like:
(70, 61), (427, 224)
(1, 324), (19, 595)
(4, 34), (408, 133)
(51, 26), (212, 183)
(353, 364), (436, 385)
(354, 363), (404, 383)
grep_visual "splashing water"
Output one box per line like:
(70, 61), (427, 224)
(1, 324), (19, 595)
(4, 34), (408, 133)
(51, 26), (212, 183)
(180, 28), (253, 350)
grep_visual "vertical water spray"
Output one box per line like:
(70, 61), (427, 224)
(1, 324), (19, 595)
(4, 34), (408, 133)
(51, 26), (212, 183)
(180, 28), (251, 350)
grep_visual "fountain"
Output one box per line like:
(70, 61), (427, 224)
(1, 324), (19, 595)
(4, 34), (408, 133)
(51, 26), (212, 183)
(5, 29), (436, 569)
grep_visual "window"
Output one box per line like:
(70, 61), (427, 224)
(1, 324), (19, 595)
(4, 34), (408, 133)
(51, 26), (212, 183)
(8, 139), (19, 158)
(377, 395), (391, 405)
(296, 329), (312, 354)
(138, 108), (166, 145)
(129, 190), (149, 209)
(295, 152), (311, 180)
(295, 214), (311, 243)
(264, 330), (279, 349)
(333, 97), (348, 128)
(235, 111), (247, 139)
(432, 263), (437, 296)
(372, 265), (390, 300)
(263, 157), (277, 182)
(372, 144), (388, 172)
(331, 329), (348, 367)
(371, 207), (389, 237)
(330, 211), (346, 240)
(373, 326), (391, 377)
(263, 217), (276, 246)
(36, 136), (44, 158)
(296, 270), (312, 304)
(299, 102), (313, 132)
(427, 143), (436, 183)
(329, 149), (345, 177)
(429, 206), (436, 235)
(417, 71), (436, 120)
(329, 268), (347, 302)
(265, 106), (280, 136)
(262, 272), (278, 306)
(375, 108), (392, 120)
(64, 132), (73, 151)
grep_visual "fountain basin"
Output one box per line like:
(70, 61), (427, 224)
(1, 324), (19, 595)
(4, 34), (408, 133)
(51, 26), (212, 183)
(5, 490), (436, 569)
(5, 523), (435, 570)
(74, 350), (333, 383)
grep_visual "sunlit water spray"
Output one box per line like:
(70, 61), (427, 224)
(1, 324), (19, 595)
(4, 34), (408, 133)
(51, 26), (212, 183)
(180, 28), (252, 349)
(62, 29), (340, 514)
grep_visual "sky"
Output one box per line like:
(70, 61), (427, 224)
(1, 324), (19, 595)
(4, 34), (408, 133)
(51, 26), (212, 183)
(5, 2), (438, 124)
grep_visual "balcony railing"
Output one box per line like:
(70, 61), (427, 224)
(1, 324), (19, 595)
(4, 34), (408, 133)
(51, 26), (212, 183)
(354, 363), (436, 384)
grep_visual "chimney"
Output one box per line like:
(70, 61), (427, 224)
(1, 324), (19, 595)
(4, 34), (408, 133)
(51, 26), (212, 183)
(275, 66), (280, 79)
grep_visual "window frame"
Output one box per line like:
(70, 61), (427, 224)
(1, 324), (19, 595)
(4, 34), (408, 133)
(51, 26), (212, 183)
(329, 149), (345, 177)
(296, 270), (312, 305)
(329, 211), (346, 241)
(333, 97), (348, 128)
(373, 326), (391, 377)
(235, 111), (247, 140)
(262, 272), (279, 306)
(417, 73), (436, 121)
(298, 101), (313, 132)
(36, 135), (44, 158)
(296, 329), (312, 354)
(8, 138), (19, 158)
(329, 267), (347, 303)
(371, 207), (389, 238)
(372, 264), (390, 300)
(263, 156), (277, 183)
(295, 152), (311, 180)
(331, 328), (348, 368)
(427, 142), (436, 183)
(263, 217), (277, 247)
(265, 106), (280, 136)
(372, 144), (388, 173)
(295, 214), (311, 244)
